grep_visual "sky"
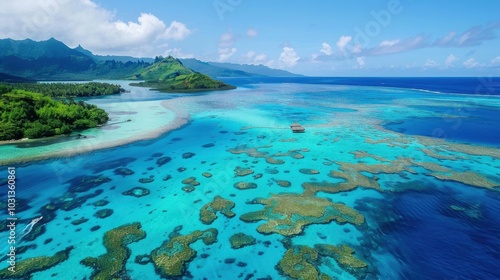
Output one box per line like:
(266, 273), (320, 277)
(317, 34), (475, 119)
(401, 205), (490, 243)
(0, 0), (499, 76)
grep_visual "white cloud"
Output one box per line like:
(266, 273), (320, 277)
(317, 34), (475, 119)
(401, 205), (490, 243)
(162, 21), (191, 40)
(356, 57), (366, 68)
(0, 0), (192, 56)
(463, 58), (483, 68)
(379, 40), (400, 47)
(244, 50), (267, 64)
(163, 48), (194, 59)
(336, 36), (352, 53)
(444, 54), (458, 67)
(279, 47), (300, 68)
(245, 51), (256, 59)
(218, 47), (237, 61)
(246, 28), (258, 37)
(424, 59), (439, 68)
(352, 44), (363, 54)
(254, 53), (267, 63)
(219, 32), (234, 47)
(491, 56), (500, 66)
(320, 43), (333, 56)
(217, 32), (237, 61)
(364, 35), (427, 56)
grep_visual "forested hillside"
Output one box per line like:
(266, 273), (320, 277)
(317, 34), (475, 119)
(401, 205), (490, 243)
(0, 88), (108, 140)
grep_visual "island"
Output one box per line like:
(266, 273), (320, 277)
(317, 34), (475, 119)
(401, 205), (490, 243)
(129, 56), (236, 92)
(0, 86), (110, 141)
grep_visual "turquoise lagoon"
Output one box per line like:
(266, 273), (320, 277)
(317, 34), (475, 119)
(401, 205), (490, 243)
(0, 78), (499, 279)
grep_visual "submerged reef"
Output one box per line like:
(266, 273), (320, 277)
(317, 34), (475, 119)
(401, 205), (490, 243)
(276, 243), (368, 280)
(240, 193), (364, 236)
(81, 222), (146, 280)
(94, 208), (114, 219)
(182, 177), (201, 193)
(200, 196), (236, 224)
(229, 233), (257, 249)
(315, 244), (368, 278)
(429, 171), (499, 189)
(234, 166), (254, 177)
(0, 246), (73, 279)
(156, 156), (172, 167)
(150, 228), (218, 278)
(113, 167), (134, 176)
(234, 181), (258, 190)
(273, 179), (292, 188)
(122, 187), (151, 197)
(66, 175), (111, 193)
(276, 245), (332, 280)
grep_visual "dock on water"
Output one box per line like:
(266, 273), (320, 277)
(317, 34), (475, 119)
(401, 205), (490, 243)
(290, 123), (305, 133)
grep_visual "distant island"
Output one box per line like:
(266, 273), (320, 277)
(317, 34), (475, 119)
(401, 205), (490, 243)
(0, 37), (301, 140)
(129, 56), (235, 92)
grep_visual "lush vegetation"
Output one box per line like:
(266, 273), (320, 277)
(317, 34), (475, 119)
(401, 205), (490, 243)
(0, 89), (108, 140)
(130, 56), (236, 92)
(0, 82), (123, 97)
(131, 73), (236, 92)
(1, 38), (236, 92)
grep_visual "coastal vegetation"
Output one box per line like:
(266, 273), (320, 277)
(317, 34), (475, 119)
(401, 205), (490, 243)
(0, 89), (108, 140)
(129, 56), (236, 92)
(0, 82), (123, 98)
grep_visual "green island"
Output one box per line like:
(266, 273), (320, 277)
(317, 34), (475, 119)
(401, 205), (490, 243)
(0, 82), (123, 98)
(129, 56), (236, 92)
(0, 87), (109, 140)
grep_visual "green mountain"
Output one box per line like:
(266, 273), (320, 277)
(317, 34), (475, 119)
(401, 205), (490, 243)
(180, 58), (302, 78)
(0, 38), (235, 91)
(130, 56), (235, 92)
(0, 38), (96, 80)
(0, 72), (31, 83)
(179, 59), (255, 78)
(74, 45), (155, 63)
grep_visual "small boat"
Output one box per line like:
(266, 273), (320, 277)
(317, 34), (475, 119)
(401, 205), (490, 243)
(290, 123), (305, 133)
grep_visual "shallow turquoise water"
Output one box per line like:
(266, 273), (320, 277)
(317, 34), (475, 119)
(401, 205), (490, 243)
(0, 80), (499, 279)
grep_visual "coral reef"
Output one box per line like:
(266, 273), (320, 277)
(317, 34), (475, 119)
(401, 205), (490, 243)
(113, 168), (134, 176)
(67, 175), (111, 193)
(122, 187), (151, 197)
(200, 196), (236, 224)
(229, 233), (257, 249)
(92, 199), (109, 207)
(299, 168), (320, 175)
(150, 228), (218, 278)
(234, 181), (258, 190)
(429, 171), (499, 189)
(81, 222), (146, 280)
(71, 218), (89, 225)
(276, 245), (332, 280)
(234, 167), (254, 177)
(240, 193), (364, 236)
(315, 244), (367, 268)
(182, 152), (196, 159)
(138, 177), (154, 183)
(94, 209), (114, 219)
(156, 156), (172, 167)
(273, 179), (292, 188)
(0, 246), (73, 279)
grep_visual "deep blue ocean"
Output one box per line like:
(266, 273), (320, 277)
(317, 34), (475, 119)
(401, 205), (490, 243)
(0, 77), (499, 280)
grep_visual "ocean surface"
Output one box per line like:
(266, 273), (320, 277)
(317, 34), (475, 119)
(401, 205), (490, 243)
(0, 77), (499, 280)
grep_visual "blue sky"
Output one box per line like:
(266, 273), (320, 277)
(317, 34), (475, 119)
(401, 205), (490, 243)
(1, 0), (499, 76)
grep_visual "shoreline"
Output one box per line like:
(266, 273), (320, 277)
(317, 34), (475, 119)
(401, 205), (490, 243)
(0, 99), (190, 166)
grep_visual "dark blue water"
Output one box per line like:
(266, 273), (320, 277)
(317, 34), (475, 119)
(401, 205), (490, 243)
(384, 106), (500, 147)
(223, 76), (500, 96)
(391, 188), (500, 279)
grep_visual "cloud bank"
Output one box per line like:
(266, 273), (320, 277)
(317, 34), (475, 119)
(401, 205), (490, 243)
(0, 0), (192, 56)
